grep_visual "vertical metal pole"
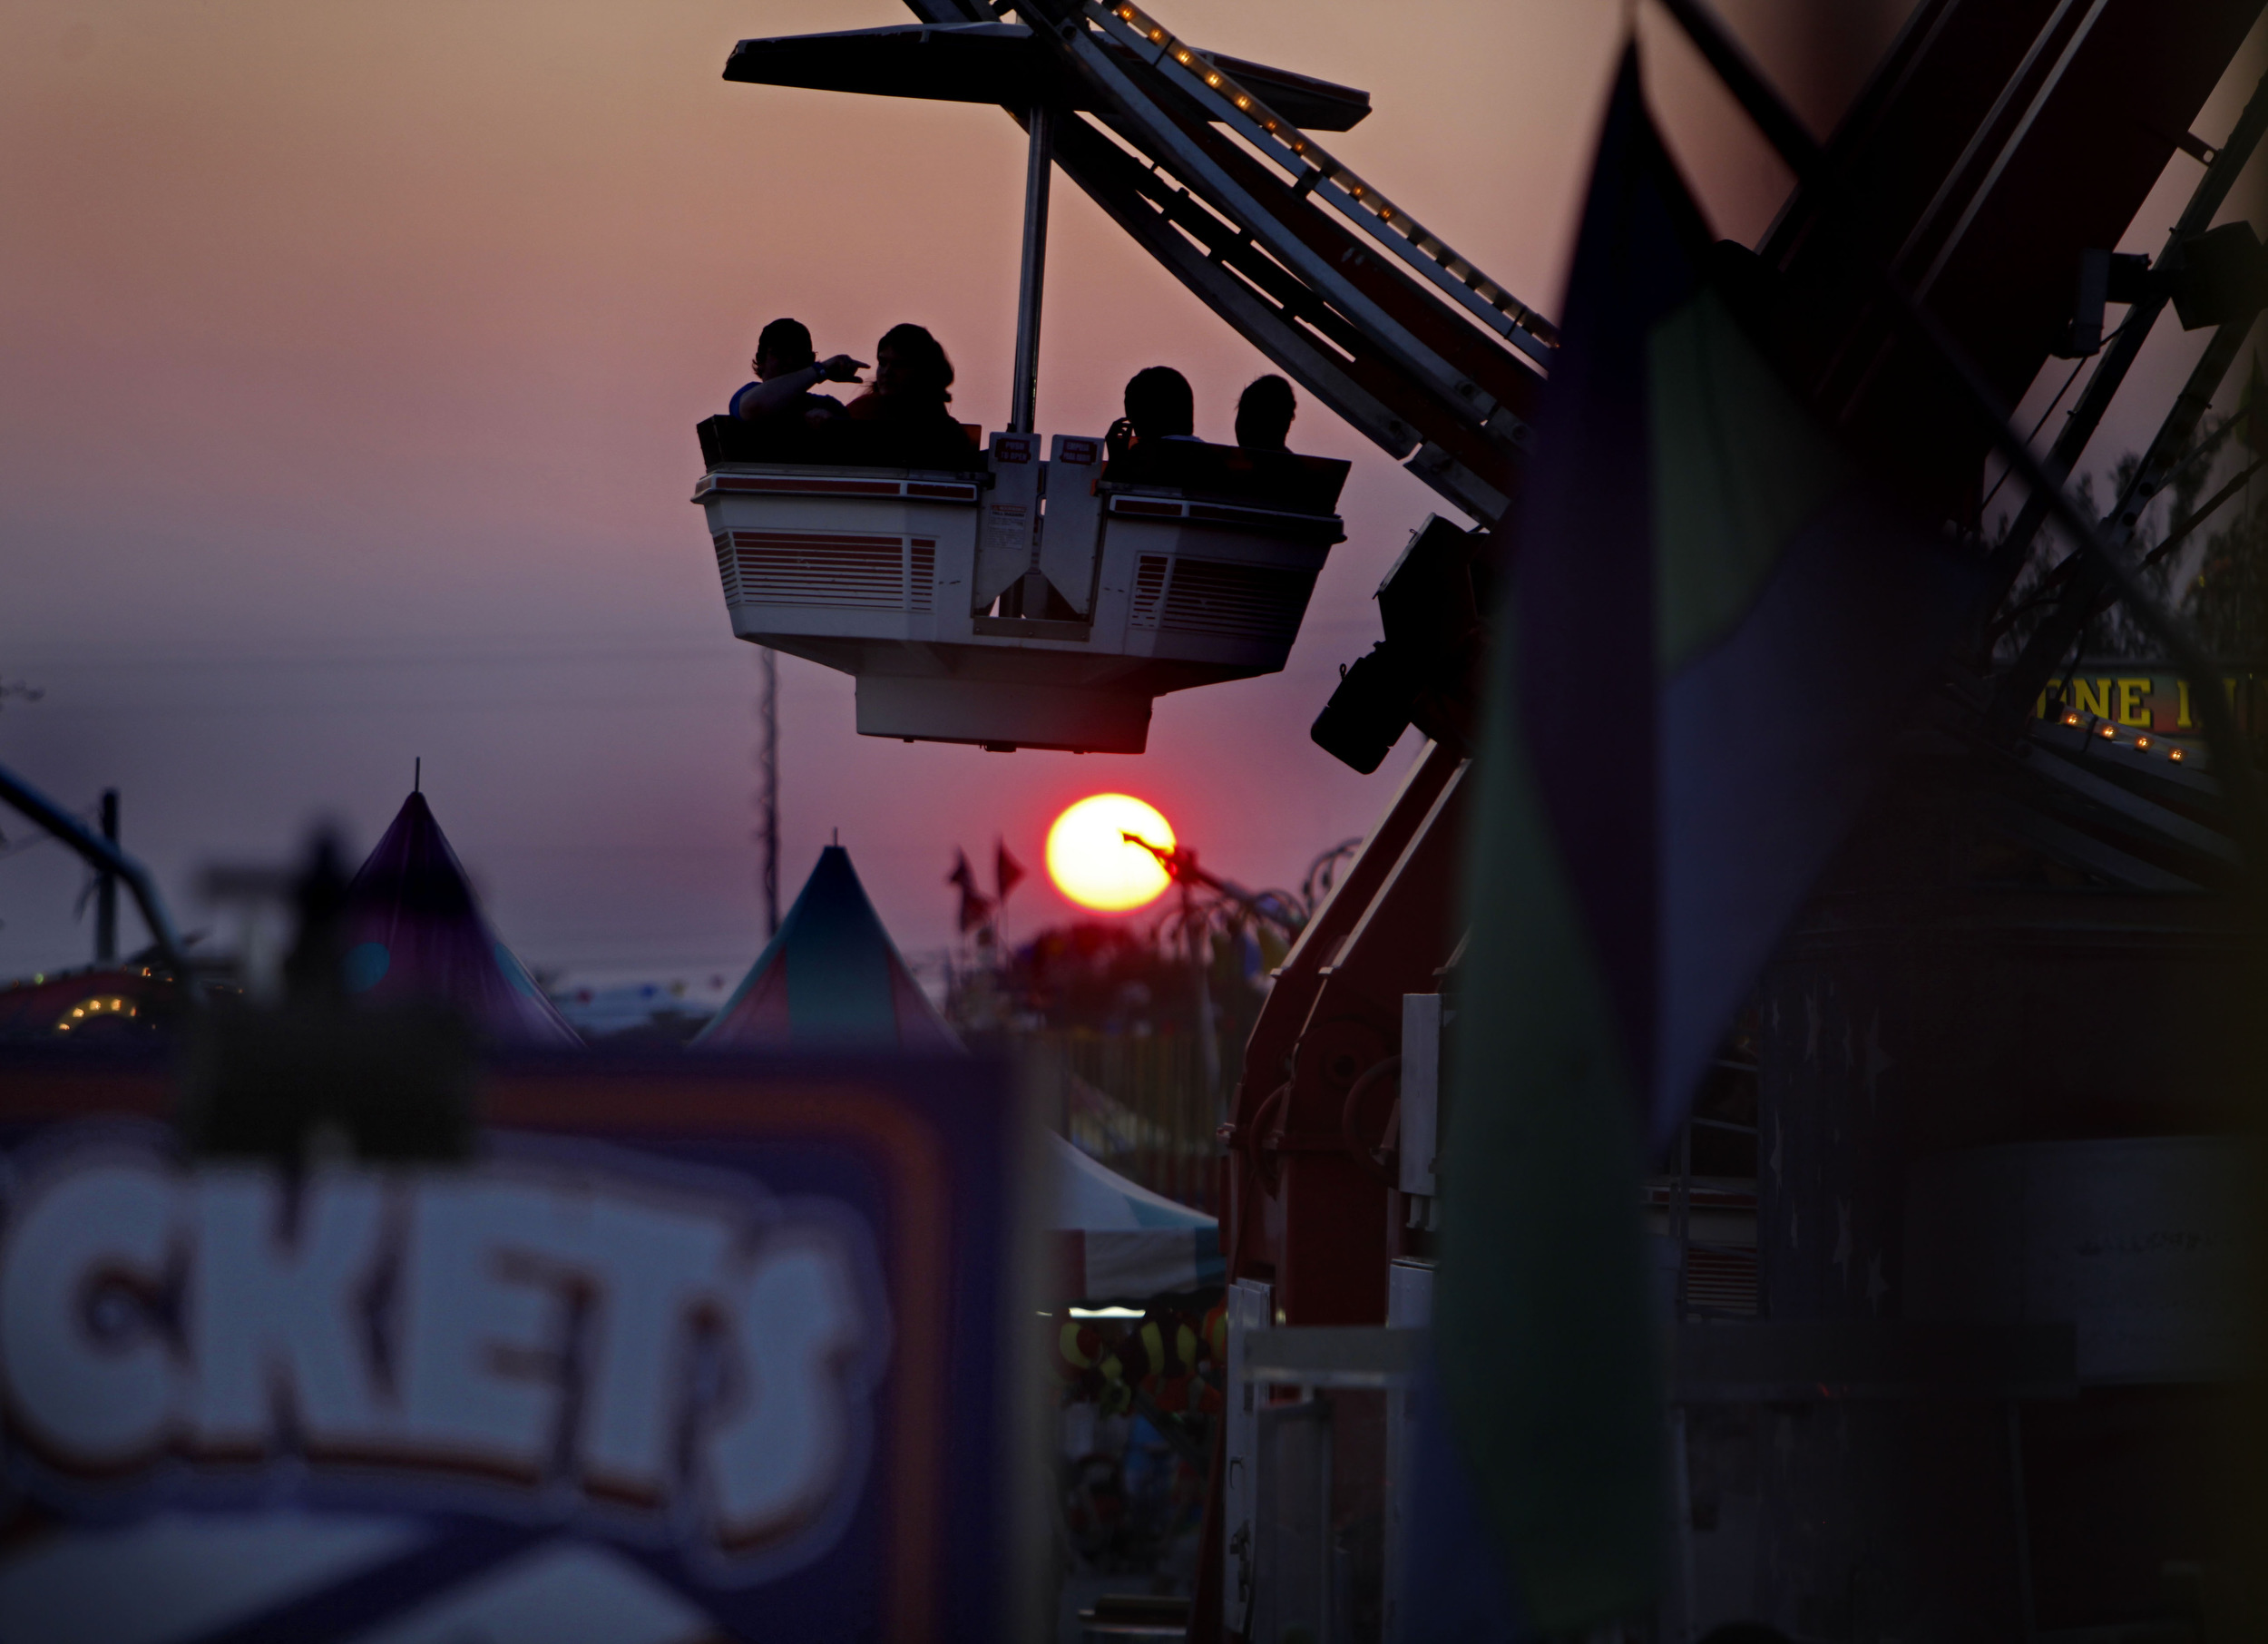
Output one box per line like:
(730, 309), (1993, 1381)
(0, 764), (191, 983)
(1672, 1405), (1698, 1643)
(2007, 1401), (2037, 1643)
(756, 649), (779, 937)
(1675, 1119), (1694, 1321)
(1190, 885), (1219, 1209)
(96, 789), (119, 964)
(1009, 103), (1054, 435)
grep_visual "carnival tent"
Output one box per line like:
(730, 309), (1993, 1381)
(696, 845), (1216, 1297)
(340, 791), (581, 1047)
(693, 844), (961, 1051)
(1049, 1131), (1224, 1301)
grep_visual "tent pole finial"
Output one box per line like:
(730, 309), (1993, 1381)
(415, 757), (421, 795)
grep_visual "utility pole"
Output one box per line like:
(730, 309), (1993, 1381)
(755, 649), (779, 937)
(95, 788), (119, 964)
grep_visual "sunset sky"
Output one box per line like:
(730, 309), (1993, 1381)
(4, 0), (2259, 994)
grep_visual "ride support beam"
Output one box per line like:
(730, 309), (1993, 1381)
(1989, 307), (2257, 737)
(892, 0), (1542, 523)
(1220, 746), (1471, 1323)
(1009, 103), (1054, 434)
(1222, 744), (1461, 1288)
(1270, 757), (1470, 1324)
(1976, 63), (2268, 620)
(1048, 11), (1534, 440)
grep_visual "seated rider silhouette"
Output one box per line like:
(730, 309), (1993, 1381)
(1234, 374), (1296, 451)
(1105, 366), (1199, 465)
(840, 324), (977, 468)
(729, 318), (864, 436)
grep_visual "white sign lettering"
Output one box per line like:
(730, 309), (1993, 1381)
(189, 1168), (388, 1454)
(1, 1158), (179, 1468)
(0, 1146), (885, 1566)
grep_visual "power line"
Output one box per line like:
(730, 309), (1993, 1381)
(3, 641), (738, 672)
(14, 693), (822, 719)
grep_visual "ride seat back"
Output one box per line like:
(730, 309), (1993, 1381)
(1099, 440), (1350, 514)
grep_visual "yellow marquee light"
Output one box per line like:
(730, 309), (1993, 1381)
(57, 993), (137, 1034)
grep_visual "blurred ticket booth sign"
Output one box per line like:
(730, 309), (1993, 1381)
(0, 1049), (1031, 1643)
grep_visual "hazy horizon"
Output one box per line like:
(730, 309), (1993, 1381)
(5, 0), (2258, 999)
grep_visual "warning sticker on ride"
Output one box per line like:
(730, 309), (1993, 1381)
(0, 1050), (1024, 1643)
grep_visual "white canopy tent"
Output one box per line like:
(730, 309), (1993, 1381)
(1045, 1131), (1223, 1302)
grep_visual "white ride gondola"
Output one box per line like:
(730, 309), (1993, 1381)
(694, 420), (1346, 754)
(697, 24), (1360, 755)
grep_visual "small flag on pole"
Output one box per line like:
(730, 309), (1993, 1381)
(995, 839), (1027, 905)
(947, 849), (994, 935)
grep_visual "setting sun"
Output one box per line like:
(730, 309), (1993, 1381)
(1046, 795), (1177, 913)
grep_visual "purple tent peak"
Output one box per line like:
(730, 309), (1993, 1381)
(339, 790), (581, 1047)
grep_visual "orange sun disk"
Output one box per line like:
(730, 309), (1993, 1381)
(1046, 795), (1176, 912)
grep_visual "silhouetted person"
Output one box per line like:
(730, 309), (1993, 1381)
(730, 318), (863, 427)
(1106, 366), (1197, 462)
(844, 323), (974, 466)
(1235, 373), (1296, 450)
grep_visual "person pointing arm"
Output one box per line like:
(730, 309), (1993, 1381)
(730, 318), (866, 424)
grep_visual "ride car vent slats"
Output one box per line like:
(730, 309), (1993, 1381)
(1157, 560), (1315, 643)
(728, 530), (912, 611)
(910, 540), (936, 613)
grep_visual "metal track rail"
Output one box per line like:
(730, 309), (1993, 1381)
(1085, 2), (1558, 365)
(894, 0), (1548, 523)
